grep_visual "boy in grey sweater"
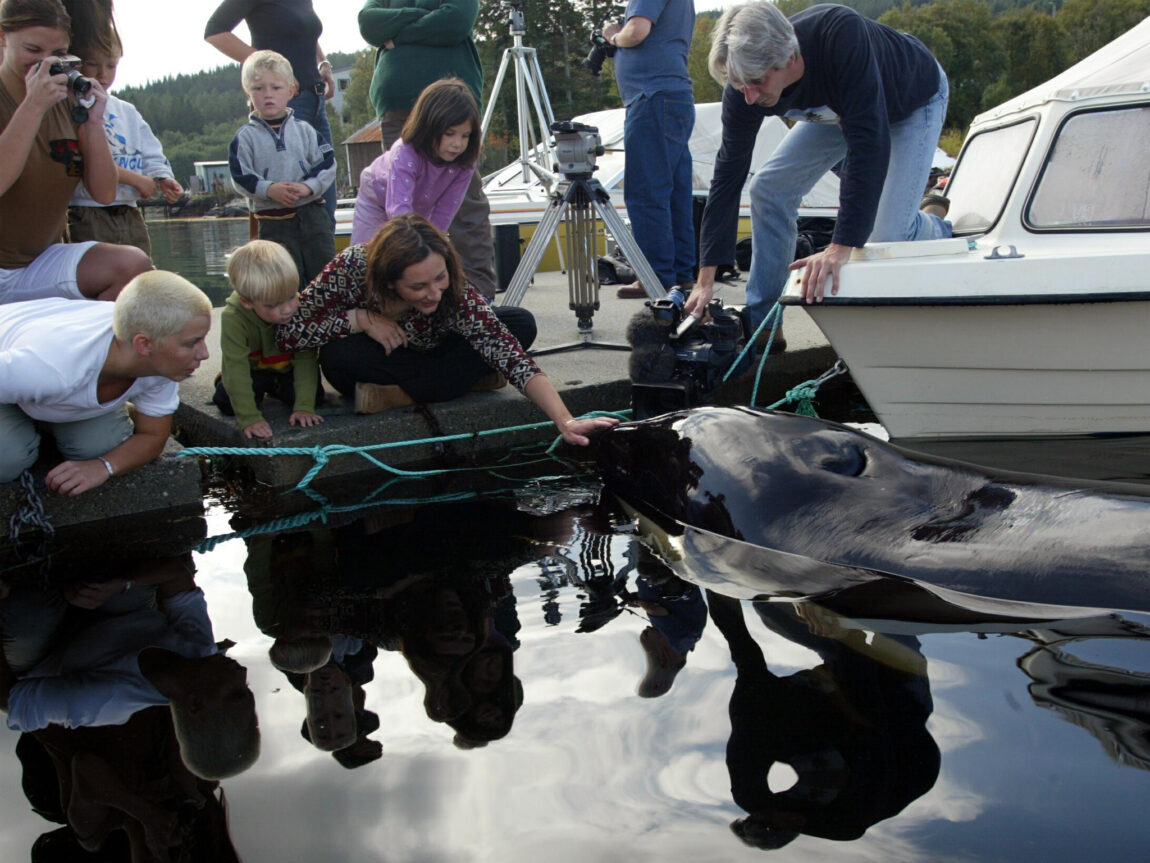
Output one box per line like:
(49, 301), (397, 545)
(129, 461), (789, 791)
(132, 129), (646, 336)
(228, 50), (336, 289)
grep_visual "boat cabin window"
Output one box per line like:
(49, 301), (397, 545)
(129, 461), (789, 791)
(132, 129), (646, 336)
(1028, 105), (1150, 230)
(944, 119), (1036, 234)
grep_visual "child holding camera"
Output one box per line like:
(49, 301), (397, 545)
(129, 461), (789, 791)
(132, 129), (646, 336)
(67, 9), (183, 256)
(229, 49), (335, 291)
(212, 239), (324, 440)
(0, 0), (150, 305)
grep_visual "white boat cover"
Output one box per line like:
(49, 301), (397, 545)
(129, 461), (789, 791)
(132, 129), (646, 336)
(483, 102), (842, 211)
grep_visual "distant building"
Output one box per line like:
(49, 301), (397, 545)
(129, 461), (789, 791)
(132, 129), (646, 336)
(329, 65), (353, 119)
(342, 119), (382, 192)
(194, 160), (232, 193)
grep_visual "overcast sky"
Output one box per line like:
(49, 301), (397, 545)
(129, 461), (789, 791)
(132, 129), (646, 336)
(109, 1), (732, 90)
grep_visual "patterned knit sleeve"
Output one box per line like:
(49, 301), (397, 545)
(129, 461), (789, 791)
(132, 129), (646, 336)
(277, 246), (370, 351)
(448, 285), (542, 393)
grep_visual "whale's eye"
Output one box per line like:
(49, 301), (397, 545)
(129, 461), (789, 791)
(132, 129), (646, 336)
(815, 443), (867, 477)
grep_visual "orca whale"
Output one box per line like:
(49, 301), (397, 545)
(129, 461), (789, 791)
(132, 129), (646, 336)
(593, 407), (1150, 618)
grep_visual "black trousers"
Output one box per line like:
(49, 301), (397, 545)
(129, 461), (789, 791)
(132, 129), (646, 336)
(211, 367), (325, 416)
(319, 306), (537, 402)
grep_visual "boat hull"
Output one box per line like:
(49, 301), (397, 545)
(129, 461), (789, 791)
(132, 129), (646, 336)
(802, 296), (1150, 439)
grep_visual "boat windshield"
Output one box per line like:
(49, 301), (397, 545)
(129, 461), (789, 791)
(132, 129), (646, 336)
(1027, 104), (1150, 230)
(946, 118), (1036, 234)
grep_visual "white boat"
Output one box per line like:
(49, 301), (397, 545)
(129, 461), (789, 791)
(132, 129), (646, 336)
(780, 17), (1150, 442)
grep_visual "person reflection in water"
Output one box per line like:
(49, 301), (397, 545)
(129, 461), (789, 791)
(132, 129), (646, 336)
(0, 555), (261, 783)
(706, 591), (940, 850)
(14, 705), (243, 862)
(286, 639), (383, 768)
(246, 530), (384, 767)
(630, 545), (707, 699)
(330, 500), (590, 747)
(394, 576), (524, 749)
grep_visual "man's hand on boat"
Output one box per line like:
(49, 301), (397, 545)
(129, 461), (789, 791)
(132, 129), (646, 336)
(791, 242), (853, 303)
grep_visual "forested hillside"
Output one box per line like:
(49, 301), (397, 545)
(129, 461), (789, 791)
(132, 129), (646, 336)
(115, 0), (1149, 189)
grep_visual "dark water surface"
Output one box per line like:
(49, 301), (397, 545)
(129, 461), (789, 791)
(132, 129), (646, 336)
(2, 462), (1149, 861)
(147, 217), (250, 307)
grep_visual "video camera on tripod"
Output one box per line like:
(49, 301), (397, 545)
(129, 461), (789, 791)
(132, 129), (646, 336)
(550, 121), (604, 178)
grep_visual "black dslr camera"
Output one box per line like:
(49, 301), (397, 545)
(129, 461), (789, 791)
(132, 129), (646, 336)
(45, 55), (96, 123)
(583, 29), (617, 78)
(628, 298), (747, 420)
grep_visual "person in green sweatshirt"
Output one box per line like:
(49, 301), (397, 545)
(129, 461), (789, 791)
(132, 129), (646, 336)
(212, 239), (324, 440)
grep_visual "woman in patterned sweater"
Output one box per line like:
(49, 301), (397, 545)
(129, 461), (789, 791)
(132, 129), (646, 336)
(277, 214), (618, 445)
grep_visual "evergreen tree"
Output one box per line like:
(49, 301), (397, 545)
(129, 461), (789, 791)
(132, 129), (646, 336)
(880, 0), (1005, 130)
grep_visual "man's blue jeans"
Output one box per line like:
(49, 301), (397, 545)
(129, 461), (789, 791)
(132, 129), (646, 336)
(623, 92), (696, 289)
(745, 69), (951, 329)
(289, 88), (338, 229)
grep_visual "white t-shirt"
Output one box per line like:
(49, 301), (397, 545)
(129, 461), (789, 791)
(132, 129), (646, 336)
(0, 298), (178, 421)
(6, 589), (218, 731)
(70, 94), (176, 209)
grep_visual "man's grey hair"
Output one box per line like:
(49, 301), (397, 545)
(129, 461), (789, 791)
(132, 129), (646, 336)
(113, 270), (211, 343)
(709, 2), (800, 88)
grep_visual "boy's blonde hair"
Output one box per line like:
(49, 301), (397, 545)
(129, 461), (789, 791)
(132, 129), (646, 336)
(171, 698), (261, 780)
(113, 270), (211, 343)
(227, 239), (300, 303)
(268, 636), (333, 674)
(241, 49), (295, 94)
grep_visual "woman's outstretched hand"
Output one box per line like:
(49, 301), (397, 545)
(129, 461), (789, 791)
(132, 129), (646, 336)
(560, 415), (620, 446)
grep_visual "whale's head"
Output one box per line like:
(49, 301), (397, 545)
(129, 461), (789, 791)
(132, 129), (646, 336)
(594, 407), (988, 554)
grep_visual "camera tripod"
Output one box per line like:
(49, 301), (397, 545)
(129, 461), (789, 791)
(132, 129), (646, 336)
(481, 2), (558, 187)
(499, 168), (668, 356)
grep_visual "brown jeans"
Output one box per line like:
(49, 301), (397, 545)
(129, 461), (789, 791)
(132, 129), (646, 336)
(66, 205), (151, 256)
(379, 112), (497, 299)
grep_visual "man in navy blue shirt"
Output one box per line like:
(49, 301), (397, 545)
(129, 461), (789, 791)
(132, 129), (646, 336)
(603, 0), (697, 300)
(687, 3), (951, 331)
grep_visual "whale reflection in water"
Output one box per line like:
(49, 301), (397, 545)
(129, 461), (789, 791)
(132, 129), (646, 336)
(593, 407), (1150, 620)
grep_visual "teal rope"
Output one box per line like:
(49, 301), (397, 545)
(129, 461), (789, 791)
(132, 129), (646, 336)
(178, 409), (632, 493)
(194, 464), (603, 554)
(194, 488), (480, 553)
(715, 300), (848, 416)
(766, 359), (849, 415)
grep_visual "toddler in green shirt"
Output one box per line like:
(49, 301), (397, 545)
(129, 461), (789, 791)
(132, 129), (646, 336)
(212, 240), (324, 439)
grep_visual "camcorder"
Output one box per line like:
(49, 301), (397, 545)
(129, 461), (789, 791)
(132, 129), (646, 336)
(627, 297), (747, 420)
(44, 55), (97, 123)
(583, 29), (617, 78)
(551, 120), (604, 177)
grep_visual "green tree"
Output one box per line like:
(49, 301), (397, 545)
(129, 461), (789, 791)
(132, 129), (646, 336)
(880, 0), (1006, 130)
(984, 6), (1071, 106)
(340, 49), (378, 131)
(1057, 0), (1150, 60)
(689, 14), (724, 103)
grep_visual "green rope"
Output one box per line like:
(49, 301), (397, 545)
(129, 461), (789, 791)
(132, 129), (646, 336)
(714, 301), (848, 417)
(178, 410), (632, 494)
(766, 359), (849, 415)
(194, 487), (480, 554)
(193, 466), (601, 554)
